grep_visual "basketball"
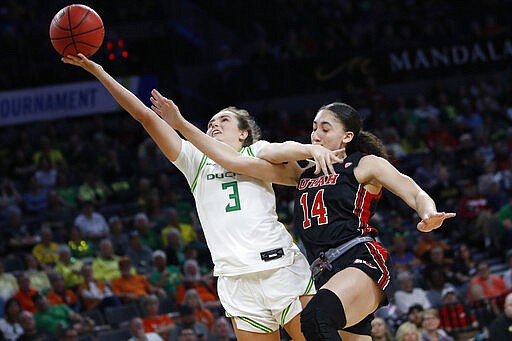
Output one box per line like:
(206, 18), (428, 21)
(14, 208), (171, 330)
(49, 4), (104, 57)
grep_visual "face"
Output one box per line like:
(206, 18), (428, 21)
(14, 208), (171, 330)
(19, 312), (35, 330)
(408, 309), (423, 327)
(403, 332), (419, 341)
(310, 109), (352, 151)
(207, 111), (247, 147)
(214, 318), (230, 337)
(477, 263), (490, 279)
(130, 318), (145, 338)
(422, 312), (440, 331)
(371, 318), (387, 338)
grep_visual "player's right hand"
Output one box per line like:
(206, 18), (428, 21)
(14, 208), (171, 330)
(61, 53), (102, 75)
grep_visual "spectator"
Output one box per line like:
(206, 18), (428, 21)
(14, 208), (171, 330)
(182, 289), (214, 331)
(73, 201), (109, 242)
(395, 321), (421, 341)
(390, 234), (420, 273)
(423, 245), (454, 284)
(420, 308), (454, 341)
(394, 271), (432, 316)
(497, 193), (512, 252)
(111, 257), (164, 304)
(169, 304), (209, 341)
(177, 327), (199, 341)
(370, 316), (394, 341)
(407, 304), (425, 332)
(467, 261), (507, 302)
(413, 233), (450, 264)
(32, 136), (67, 170)
(488, 291), (512, 341)
(3, 210), (38, 255)
(66, 226), (96, 260)
(0, 178), (22, 221)
(92, 239), (121, 283)
(17, 310), (53, 341)
(77, 172), (110, 206)
(32, 293), (94, 336)
(13, 273), (38, 313)
(0, 260), (18, 301)
(44, 190), (75, 227)
(148, 250), (181, 300)
(108, 216), (129, 256)
(24, 254), (50, 294)
(34, 157), (58, 190)
(424, 268), (457, 309)
(77, 263), (120, 312)
(142, 295), (175, 340)
(161, 208), (197, 246)
(126, 230), (154, 275)
(0, 298), (23, 341)
(175, 260), (220, 312)
(22, 176), (49, 217)
(128, 317), (163, 341)
(31, 226), (59, 269)
(54, 244), (84, 289)
(133, 212), (161, 250)
(438, 287), (478, 333)
(451, 243), (476, 290)
(46, 272), (81, 312)
(163, 228), (185, 266)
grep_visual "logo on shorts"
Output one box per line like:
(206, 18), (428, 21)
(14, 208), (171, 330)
(354, 258), (376, 269)
(344, 162), (352, 168)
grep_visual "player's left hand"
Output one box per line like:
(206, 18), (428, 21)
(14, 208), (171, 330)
(309, 145), (345, 175)
(417, 212), (456, 232)
(150, 89), (186, 129)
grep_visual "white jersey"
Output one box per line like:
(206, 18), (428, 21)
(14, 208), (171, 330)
(173, 140), (299, 276)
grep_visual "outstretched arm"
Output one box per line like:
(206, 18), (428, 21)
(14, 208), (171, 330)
(356, 155), (456, 233)
(61, 54), (182, 161)
(149, 89), (300, 186)
(258, 141), (344, 175)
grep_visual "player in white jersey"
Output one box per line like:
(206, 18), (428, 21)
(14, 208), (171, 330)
(61, 53), (338, 341)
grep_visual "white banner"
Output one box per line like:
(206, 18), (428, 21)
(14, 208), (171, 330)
(0, 76), (155, 126)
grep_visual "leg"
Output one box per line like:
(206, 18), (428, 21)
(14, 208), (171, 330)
(231, 318), (280, 341)
(322, 267), (383, 327)
(283, 294), (313, 341)
(300, 268), (383, 340)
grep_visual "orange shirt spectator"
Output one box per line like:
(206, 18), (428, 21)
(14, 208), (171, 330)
(47, 289), (79, 306)
(111, 257), (164, 303)
(183, 288), (215, 330)
(14, 272), (38, 313)
(468, 261), (507, 301)
(143, 314), (175, 333)
(141, 295), (175, 340)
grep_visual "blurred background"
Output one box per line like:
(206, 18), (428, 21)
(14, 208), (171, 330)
(0, 1), (512, 340)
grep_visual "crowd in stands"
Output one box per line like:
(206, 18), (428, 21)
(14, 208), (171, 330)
(0, 70), (511, 340)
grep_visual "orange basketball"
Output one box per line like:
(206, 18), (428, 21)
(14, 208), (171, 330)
(49, 4), (104, 57)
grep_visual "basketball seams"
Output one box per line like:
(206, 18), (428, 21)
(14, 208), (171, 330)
(50, 26), (105, 41)
(65, 6), (78, 55)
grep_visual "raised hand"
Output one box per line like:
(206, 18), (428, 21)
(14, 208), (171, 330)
(149, 89), (186, 129)
(61, 53), (102, 76)
(417, 212), (456, 233)
(310, 145), (345, 175)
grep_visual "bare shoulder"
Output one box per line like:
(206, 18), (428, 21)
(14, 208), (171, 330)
(355, 155), (392, 183)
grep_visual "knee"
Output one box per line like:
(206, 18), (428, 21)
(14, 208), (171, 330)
(300, 289), (346, 340)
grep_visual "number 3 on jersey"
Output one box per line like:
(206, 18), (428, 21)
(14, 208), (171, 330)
(222, 181), (241, 212)
(300, 189), (328, 229)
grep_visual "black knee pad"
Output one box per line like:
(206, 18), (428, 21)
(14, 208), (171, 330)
(300, 289), (346, 340)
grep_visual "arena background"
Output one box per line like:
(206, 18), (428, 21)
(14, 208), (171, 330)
(0, 1), (511, 340)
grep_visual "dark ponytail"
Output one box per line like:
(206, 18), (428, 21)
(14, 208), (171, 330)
(321, 102), (389, 160)
(346, 131), (389, 160)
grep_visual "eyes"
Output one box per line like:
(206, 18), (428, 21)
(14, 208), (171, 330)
(208, 117), (230, 129)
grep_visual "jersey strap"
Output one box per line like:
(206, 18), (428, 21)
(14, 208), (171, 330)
(191, 154), (208, 192)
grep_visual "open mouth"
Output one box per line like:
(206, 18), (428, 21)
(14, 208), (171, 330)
(212, 130), (221, 136)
